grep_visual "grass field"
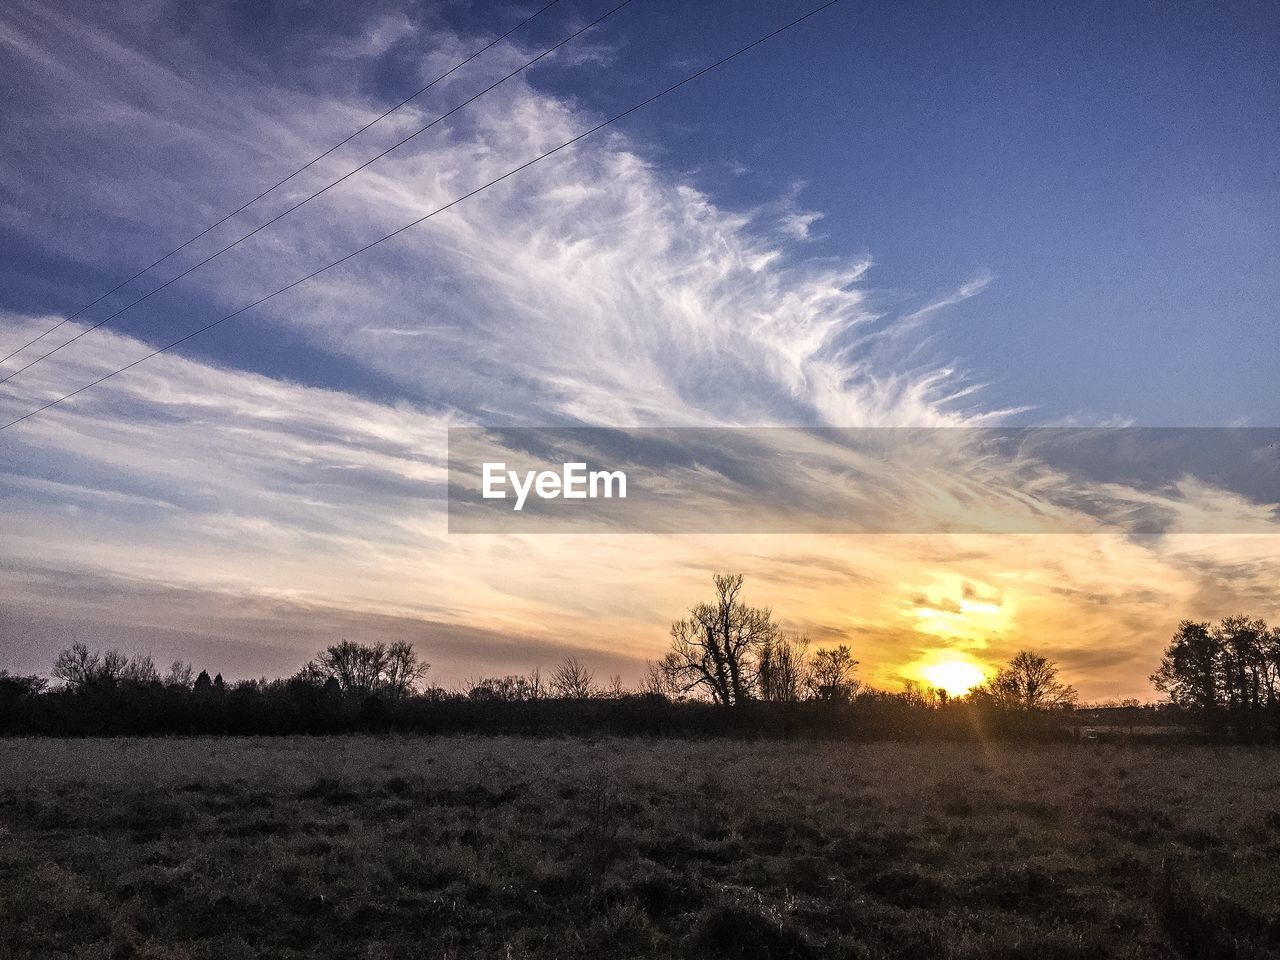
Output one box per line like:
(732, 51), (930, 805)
(2, 737), (1279, 959)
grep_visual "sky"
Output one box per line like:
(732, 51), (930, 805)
(0, 0), (1277, 699)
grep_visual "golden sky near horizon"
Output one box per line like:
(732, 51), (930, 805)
(7, 469), (1277, 701)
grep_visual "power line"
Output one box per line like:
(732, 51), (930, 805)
(0, 0), (633, 387)
(0, 0), (843, 433)
(0, 0), (565, 367)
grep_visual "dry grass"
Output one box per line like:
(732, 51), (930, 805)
(2, 737), (1279, 959)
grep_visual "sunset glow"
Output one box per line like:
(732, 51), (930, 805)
(914, 657), (989, 696)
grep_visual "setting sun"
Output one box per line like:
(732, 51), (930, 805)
(918, 659), (988, 696)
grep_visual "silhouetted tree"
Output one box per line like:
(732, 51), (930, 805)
(983, 650), (1077, 710)
(121, 654), (159, 684)
(300, 641), (385, 696)
(549, 657), (595, 699)
(900, 680), (950, 708)
(52, 643), (162, 688)
(1151, 616), (1278, 737)
(0, 672), (46, 729)
(299, 640), (428, 699)
(0, 672), (45, 694)
(52, 643), (100, 688)
(1151, 620), (1222, 715)
(0, 672), (46, 702)
(602, 674), (628, 699)
(165, 661), (195, 689)
(194, 669), (213, 694)
(525, 668), (545, 701)
(1218, 615), (1271, 733)
(661, 573), (780, 705)
(466, 672), (544, 702)
(383, 641), (430, 701)
(758, 633), (810, 702)
(641, 658), (679, 699)
(806, 645), (859, 702)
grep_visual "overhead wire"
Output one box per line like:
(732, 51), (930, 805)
(0, 0), (635, 386)
(0, 0), (843, 433)
(0, 0), (566, 365)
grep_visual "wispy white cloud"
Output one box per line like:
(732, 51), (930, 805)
(898, 271), (995, 328)
(778, 210), (823, 240)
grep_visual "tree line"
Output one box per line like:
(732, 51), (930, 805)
(0, 573), (1267, 739)
(1151, 616), (1280, 739)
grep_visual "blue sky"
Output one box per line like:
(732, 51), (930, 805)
(0, 0), (1277, 695)
(610, 0), (1280, 426)
(634, 0), (1280, 425)
(4, 0), (1277, 424)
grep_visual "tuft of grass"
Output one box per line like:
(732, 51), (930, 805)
(298, 776), (360, 804)
(691, 900), (815, 960)
(1155, 869), (1280, 960)
(865, 866), (950, 909)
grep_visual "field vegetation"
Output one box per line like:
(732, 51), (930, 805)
(3, 737), (1280, 959)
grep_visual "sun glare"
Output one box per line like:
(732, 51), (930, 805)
(918, 659), (987, 696)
